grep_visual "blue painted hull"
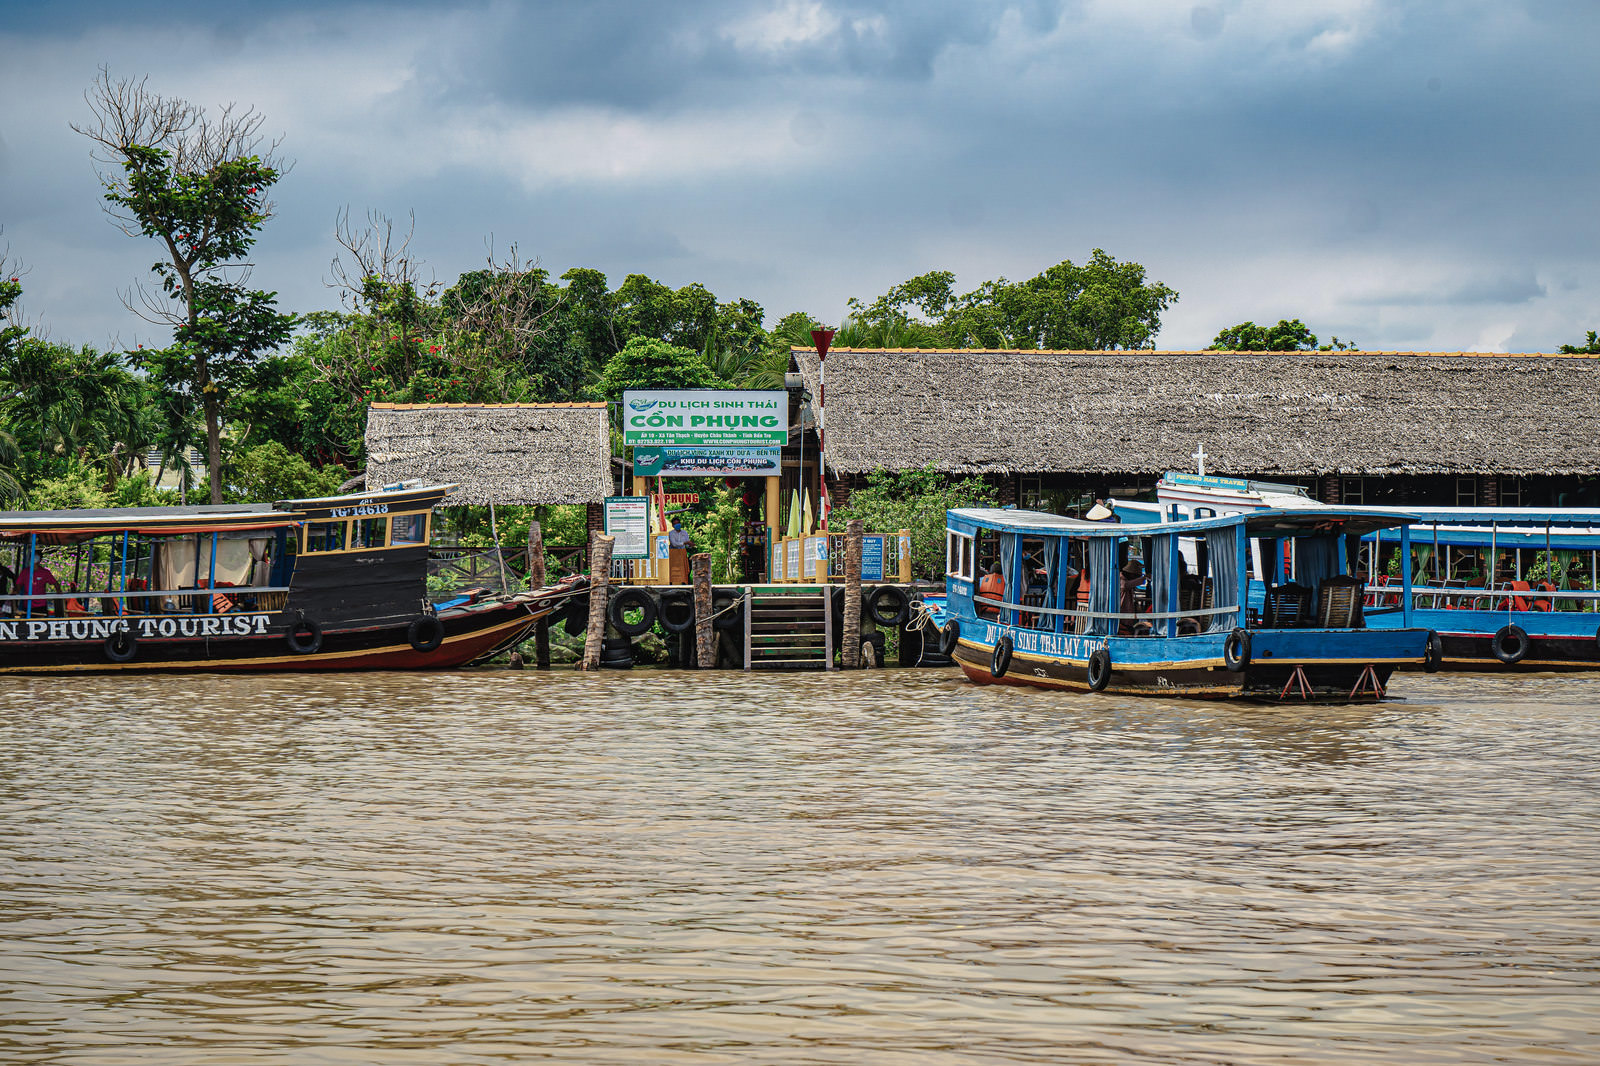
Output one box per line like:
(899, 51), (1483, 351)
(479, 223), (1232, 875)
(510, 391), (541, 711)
(1367, 607), (1600, 671)
(952, 619), (1432, 701)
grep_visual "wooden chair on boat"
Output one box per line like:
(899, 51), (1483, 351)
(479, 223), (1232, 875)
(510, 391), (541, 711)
(1316, 576), (1365, 629)
(1264, 582), (1313, 628)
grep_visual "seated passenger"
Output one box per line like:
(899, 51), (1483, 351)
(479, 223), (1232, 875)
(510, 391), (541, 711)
(1118, 560), (1145, 635)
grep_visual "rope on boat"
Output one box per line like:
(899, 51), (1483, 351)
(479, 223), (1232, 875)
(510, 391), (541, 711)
(905, 598), (941, 633)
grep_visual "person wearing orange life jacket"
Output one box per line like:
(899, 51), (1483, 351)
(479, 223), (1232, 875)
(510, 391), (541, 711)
(977, 562), (1005, 618)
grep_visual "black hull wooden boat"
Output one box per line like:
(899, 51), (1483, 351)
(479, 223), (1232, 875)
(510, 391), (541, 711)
(0, 483), (576, 675)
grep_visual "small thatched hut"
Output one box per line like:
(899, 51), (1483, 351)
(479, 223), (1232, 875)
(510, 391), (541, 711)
(790, 348), (1600, 508)
(363, 403), (612, 505)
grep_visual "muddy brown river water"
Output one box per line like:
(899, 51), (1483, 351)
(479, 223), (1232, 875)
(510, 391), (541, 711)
(2, 669), (1597, 1064)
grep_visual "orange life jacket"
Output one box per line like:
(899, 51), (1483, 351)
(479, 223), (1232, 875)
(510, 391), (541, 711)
(978, 572), (1005, 615)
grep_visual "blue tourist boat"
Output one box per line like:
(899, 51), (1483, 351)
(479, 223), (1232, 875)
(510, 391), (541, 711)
(1121, 475), (1600, 672)
(937, 506), (1438, 701)
(1359, 506), (1600, 670)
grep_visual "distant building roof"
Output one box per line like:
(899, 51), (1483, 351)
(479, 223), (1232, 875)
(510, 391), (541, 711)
(790, 347), (1600, 478)
(364, 403), (611, 505)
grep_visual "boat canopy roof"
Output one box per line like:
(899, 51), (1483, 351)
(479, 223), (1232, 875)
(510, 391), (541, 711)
(276, 481), (457, 520)
(0, 503), (304, 543)
(1354, 504), (1600, 530)
(0, 483), (458, 544)
(949, 506), (1417, 540)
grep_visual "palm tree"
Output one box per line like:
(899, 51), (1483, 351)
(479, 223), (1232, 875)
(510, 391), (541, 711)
(0, 341), (149, 484)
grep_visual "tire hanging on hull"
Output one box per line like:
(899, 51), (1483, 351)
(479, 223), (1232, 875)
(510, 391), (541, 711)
(1493, 624), (1529, 665)
(1087, 648), (1112, 692)
(990, 634), (1013, 678)
(408, 615), (446, 653)
(287, 619), (323, 655)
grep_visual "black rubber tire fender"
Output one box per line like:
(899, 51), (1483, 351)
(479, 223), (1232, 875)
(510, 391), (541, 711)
(407, 614), (445, 654)
(658, 590), (696, 634)
(1087, 647), (1112, 692)
(713, 591), (744, 632)
(938, 619), (961, 657)
(103, 629), (138, 663)
(867, 585), (910, 628)
(608, 587), (658, 638)
(1424, 630), (1444, 673)
(560, 595), (591, 637)
(1223, 627), (1251, 672)
(1492, 623), (1529, 665)
(990, 633), (1013, 678)
(286, 618), (323, 655)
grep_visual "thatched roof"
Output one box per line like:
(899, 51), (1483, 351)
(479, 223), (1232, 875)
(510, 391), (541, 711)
(364, 403), (612, 505)
(791, 348), (1600, 478)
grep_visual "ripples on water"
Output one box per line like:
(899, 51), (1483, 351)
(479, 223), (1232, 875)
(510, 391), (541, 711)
(2, 670), (1598, 1064)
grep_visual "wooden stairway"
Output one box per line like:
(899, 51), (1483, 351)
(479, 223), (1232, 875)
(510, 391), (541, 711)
(743, 586), (834, 671)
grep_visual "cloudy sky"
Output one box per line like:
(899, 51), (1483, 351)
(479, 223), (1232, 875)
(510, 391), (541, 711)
(2, 0), (1597, 354)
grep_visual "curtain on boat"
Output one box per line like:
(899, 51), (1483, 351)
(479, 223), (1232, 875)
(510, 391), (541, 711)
(1041, 536), (1061, 626)
(1000, 534), (1017, 623)
(156, 537), (259, 591)
(1296, 535), (1340, 594)
(1148, 534), (1172, 635)
(1087, 536), (1116, 636)
(1203, 526), (1239, 633)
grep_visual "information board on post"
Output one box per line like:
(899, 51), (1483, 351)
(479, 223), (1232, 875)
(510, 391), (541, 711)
(861, 535), (886, 582)
(603, 496), (650, 560)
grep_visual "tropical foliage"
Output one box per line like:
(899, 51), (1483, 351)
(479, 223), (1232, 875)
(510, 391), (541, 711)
(832, 466), (999, 581)
(1208, 318), (1357, 351)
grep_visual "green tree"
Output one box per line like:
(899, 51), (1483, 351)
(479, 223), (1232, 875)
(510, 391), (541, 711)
(596, 336), (725, 398)
(0, 249), (24, 500)
(0, 339), (150, 488)
(1559, 331), (1600, 354)
(844, 252), (1178, 351)
(1208, 318), (1357, 351)
(971, 251), (1177, 350)
(75, 70), (297, 503)
(832, 466), (999, 580)
(222, 440), (347, 503)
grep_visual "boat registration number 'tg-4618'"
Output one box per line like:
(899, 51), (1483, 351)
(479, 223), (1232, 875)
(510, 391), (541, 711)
(0, 614), (273, 643)
(329, 501), (389, 518)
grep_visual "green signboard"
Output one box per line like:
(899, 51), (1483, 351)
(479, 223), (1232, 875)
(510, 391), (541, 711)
(632, 447), (781, 477)
(622, 390), (787, 449)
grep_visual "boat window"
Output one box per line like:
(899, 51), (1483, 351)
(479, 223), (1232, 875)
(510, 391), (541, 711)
(391, 512), (428, 545)
(352, 516), (389, 549)
(305, 521), (347, 553)
(946, 529), (974, 581)
(1019, 537), (1054, 631)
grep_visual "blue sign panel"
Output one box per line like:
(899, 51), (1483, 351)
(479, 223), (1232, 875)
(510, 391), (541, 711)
(861, 536), (885, 582)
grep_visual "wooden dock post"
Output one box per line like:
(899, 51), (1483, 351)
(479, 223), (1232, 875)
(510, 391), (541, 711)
(527, 520), (550, 670)
(580, 531), (614, 671)
(693, 552), (715, 669)
(842, 519), (863, 668)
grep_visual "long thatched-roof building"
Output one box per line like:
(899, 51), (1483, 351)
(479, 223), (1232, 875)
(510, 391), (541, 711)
(364, 402), (612, 506)
(790, 347), (1600, 508)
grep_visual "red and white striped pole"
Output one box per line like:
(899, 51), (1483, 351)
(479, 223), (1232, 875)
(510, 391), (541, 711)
(810, 328), (835, 532)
